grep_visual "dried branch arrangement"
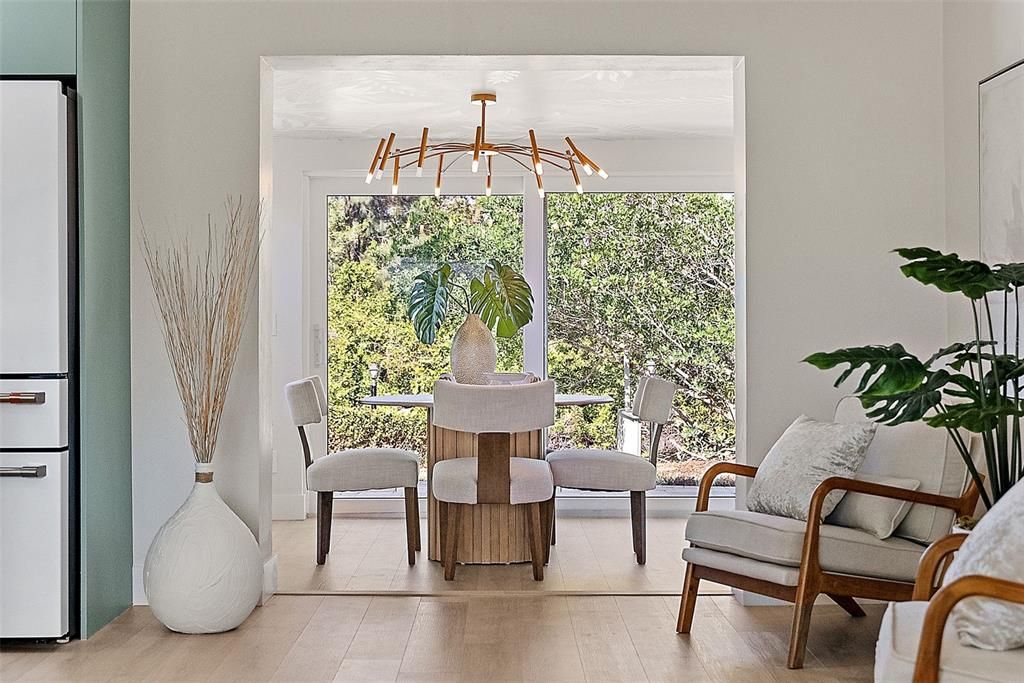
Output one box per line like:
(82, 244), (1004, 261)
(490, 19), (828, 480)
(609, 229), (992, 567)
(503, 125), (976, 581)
(140, 197), (262, 464)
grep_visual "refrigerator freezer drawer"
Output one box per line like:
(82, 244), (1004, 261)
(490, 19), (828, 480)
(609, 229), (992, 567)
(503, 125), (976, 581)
(0, 81), (69, 375)
(0, 450), (69, 638)
(0, 379), (68, 449)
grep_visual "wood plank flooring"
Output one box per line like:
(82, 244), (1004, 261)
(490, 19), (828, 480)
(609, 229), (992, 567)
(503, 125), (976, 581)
(275, 515), (727, 594)
(0, 595), (883, 682)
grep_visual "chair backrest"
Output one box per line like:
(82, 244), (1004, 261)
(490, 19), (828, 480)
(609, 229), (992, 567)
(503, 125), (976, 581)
(631, 375), (676, 425)
(303, 375), (328, 417)
(433, 378), (555, 505)
(833, 395), (976, 543)
(432, 378), (555, 434)
(285, 378), (321, 469)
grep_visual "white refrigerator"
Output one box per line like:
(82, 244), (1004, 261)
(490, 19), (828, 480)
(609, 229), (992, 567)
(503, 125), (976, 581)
(0, 80), (77, 640)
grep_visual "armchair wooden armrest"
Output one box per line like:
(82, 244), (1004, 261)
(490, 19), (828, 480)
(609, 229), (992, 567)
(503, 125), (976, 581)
(696, 462), (758, 512)
(913, 575), (1024, 683)
(800, 477), (970, 580)
(913, 533), (969, 600)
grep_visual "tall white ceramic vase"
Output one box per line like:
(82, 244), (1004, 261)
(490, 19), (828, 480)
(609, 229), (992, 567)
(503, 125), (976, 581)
(450, 313), (498, 384)
(144, 462), (262, 633)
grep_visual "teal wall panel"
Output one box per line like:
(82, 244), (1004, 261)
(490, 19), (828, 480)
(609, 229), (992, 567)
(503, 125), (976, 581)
(0, 0), (77, 75)
(76, 0), (132, 637)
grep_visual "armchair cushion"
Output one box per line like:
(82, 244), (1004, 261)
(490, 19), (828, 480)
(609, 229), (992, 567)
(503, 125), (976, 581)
(747, 415), (877, 521)
(875, 601), (1023, 682)
(826, 474), (920, 539)
(834, 396), (971, 544)
(306, 448), (419, 492)
(685, 509), (925, 582)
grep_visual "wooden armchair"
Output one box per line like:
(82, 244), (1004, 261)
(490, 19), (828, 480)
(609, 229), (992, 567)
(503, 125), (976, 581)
(872, 533), (1024, 682)
(676, 461), (979, 669)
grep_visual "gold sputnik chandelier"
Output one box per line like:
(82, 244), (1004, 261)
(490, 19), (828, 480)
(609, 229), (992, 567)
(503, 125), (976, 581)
(365, 91), (608, 198)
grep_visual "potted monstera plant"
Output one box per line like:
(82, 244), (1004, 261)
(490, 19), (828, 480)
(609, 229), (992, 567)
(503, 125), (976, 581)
(408, 259), (533, 384)
(805, 248), (1024, 511)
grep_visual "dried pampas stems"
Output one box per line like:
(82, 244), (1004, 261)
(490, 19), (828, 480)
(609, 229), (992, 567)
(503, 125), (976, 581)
(140, 197), (262, 464)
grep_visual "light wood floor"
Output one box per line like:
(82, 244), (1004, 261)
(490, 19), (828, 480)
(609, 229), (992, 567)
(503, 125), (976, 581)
(275, 515), (727, 594)
(0, 595), (883, 682)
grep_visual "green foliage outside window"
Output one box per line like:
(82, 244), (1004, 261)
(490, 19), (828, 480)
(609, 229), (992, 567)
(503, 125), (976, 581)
(326, 192), (735, 485)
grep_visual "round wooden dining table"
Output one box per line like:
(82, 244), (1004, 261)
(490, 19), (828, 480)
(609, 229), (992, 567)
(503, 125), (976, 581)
(357, 392), (614, 564)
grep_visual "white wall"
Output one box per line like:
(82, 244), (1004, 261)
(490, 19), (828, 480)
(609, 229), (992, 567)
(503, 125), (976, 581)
(269, 133), (736, 520)
(942, 1), (1024, 342)
(131, 0), (948, 602)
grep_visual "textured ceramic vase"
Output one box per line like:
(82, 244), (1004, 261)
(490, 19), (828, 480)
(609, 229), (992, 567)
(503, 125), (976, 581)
(144, 462), (262, 634)
(450, 313), (498, 384)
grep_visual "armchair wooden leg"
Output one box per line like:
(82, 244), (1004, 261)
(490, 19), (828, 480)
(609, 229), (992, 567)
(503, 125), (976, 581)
(787, 582), (819, 669)
(316, 491), (333, 565)
(443, 503), (462, 581)
(827, 593), (866, 618)
(527, 503), (545, 581)
(676, 564), (700, 633)
(630, 490), (646, 565)
(403, 487), (418, 566)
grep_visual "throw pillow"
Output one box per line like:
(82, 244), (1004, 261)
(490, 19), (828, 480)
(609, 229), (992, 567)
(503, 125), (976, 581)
(826, 474), (920, 539)
(747, 415), (877, 521)
(943, 478), (1024, 650)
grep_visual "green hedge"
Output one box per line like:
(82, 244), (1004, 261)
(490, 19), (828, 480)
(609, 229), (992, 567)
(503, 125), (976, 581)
(327, 405), (427, 465)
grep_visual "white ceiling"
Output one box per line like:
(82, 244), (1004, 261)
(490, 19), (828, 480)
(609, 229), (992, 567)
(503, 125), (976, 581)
(272, 56), (735, 142)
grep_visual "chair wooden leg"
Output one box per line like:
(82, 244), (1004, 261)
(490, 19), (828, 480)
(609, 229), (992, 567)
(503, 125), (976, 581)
(438, 500), (448, 564)
(676, 564), (700, 633)
(542, 497), (554, 564)
(550, 499), (556, 545)
(527, 502), (545, 581)
(316, 491), (333, 565)
(630, 490), (646, 565)
(403, 486), (418, 566)
(414, 492), (422, 551)
(787, 582), (819, 669)
(443, 503), (462, 581)
(827, 593), (866, 617)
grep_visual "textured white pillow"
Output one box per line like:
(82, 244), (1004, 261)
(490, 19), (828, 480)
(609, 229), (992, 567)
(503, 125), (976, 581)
(943, 479), (1024, 651)
(747, 415), (877, 521)
(826, 474), (920, 539)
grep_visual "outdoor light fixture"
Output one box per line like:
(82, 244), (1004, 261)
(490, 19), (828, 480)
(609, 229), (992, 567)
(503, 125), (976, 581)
(364, 91), (608, 197)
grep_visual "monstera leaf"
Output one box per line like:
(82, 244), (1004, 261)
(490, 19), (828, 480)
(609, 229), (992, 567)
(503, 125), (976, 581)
(895, 247), (1005, 300)
(469, 260), (534, 338)
(408, 264), (452, 344)
(803, 344), (929, 397)
(860, 370), (952, 426)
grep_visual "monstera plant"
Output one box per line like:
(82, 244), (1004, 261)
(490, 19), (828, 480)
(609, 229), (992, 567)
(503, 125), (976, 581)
(805, 248), (1024, 509)
(408, 259), (533, 343)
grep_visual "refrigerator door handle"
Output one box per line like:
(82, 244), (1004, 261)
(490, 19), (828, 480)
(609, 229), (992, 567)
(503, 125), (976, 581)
(0, 465), (47, 478)
(0, 392), (46, 404)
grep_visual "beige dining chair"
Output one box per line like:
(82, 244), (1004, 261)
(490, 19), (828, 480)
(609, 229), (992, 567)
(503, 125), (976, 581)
(431, 378), (556, 581)
(545, 374), (677, 564)
(285, 376), (421, 565)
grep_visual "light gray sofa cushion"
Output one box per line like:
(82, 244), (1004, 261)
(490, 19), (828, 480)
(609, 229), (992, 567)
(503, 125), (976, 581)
(305, 448), (418, 492)
(747, 415), (876, 521)
(432, 456), (554, 505)
(826, 474), (920, 539)
(685, 509), (925, 582)
(546, 449), (657, 492)
(834, 396), (971, 544)
(875, 601), (1024, 682)
(943, 479), (1024, 651)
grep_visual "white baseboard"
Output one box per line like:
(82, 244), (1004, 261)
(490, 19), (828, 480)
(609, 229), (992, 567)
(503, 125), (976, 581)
(273, 493), (307, 520)
(262, 553), (278, 603)
(133, 563), (147, 605)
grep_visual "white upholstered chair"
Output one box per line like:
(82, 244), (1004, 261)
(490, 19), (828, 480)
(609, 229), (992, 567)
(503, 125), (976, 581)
(545, 375), (677, 564)
(431, 378), (556, 581)
(285, 376), (420, 566)
(874, 533), (1024, 683)
(676, 396), (980, 669)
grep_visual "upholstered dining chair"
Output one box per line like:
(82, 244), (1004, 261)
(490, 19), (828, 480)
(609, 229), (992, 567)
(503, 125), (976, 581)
(284, 376), (421, 566)
(676, 396), (981, 670)
(545, 375), (677, 565)
(431, 378), (556, 581)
